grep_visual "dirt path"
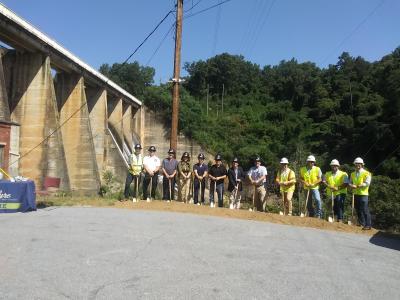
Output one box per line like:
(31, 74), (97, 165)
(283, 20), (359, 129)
(113, 200), (377, 236)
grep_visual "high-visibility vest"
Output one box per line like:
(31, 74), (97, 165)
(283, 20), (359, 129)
(276, 168), (296, 193)
(129, 154), (143, 176)
(351, 170), (371, 196)
(300, 166), (321, 190)
(325, 170), (348, 196)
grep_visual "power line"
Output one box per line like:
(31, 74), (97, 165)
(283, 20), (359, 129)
(146, 22), (175, 66)
(247, 0), (276, 56)
(238, 0), (262, 55)
(184, 0), (205, 13)
(121, 9), (176, 65)
(7, 101), (87, 168)
(241, 0), (270, 55)
(320, 0), (386, 65)
(184, 0), (233, 19)
(211, 0), (222, 55)
(7, 7), (177, 168)
(373, 143), (400, 172)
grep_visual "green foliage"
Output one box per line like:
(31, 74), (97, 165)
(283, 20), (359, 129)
(369, 176), (400, 232)
(100, 170), (124, 200)
(99, 62), (155, 98)
(100, 47), (400, 230)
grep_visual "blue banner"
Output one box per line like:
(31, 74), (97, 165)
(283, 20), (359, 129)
(0, 180), (36, 213)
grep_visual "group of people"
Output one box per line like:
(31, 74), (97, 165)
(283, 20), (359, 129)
(124, 145), (372, 230)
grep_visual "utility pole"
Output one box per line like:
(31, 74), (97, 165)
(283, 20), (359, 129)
(170, 0), (183, 150)
(221, 83), (224, 115)
(206, 84), (209, 117)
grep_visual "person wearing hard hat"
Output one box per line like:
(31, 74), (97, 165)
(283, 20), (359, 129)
(275, 157), (296, 215)
(178, 152), (192, 203)
(208, 154), (227, 208)
(124, 144), (143, 202)
(300, 155), (323, 218)
(323, 159), (349, 222)
(227, 157), (245, 209)
(143, 146), (161, 201)
(248, 156), (268, 212)
(161, 149), (178, 201)
(349, 157), (372, 230)
(193, 153), (208, 205)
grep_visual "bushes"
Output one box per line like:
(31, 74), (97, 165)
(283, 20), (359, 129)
(369, 176), (400, 232)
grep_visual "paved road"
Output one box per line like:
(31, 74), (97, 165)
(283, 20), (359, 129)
(0, 207), (399, 299)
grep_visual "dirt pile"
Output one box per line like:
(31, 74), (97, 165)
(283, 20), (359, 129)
(114, 200), (377, 235)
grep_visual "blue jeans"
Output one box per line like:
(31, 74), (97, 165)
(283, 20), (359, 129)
(333, 194), (345, 221)
(355, 195), (371, 227)
(306, 189), (322, 218)
(210, 182), (224, 207)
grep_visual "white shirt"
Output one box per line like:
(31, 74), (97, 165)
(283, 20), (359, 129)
(143, 155), (161, 173)
(248, 166), (268, 183)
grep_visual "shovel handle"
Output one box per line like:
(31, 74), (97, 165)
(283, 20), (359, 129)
(150, 176), (153, 200)
(136, 176), (139, 199)
(169, 178), (172, 201)
(304, 189), (310, 217)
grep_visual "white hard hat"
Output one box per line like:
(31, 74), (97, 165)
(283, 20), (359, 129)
(330, 159), (340, 166)
(306, 155), (316, 162)
(280, 157), (289, 164)
(354, 157), (364, 164)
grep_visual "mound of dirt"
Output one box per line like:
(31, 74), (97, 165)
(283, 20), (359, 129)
(114, 200), (377, 235)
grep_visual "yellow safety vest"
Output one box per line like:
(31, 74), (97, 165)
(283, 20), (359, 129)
(325, 170), (348, 196)
(129, 154), (143, 176)
(276, 168), (296, 193)
(350, 170), (371, 196)
(300, 166), (321, 190)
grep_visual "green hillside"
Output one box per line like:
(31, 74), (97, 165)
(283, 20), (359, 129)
(100, 48), (400, 231)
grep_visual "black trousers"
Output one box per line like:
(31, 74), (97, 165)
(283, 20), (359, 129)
(193, 178), (206, 204)
(124, 172), (141, 198)
(162, 176), (176, 200)
(143, 173), (158, 199)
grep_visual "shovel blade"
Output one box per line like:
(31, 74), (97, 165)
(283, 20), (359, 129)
(300, 213), (305, 218)
(279, 211), (284, 215)
(347, 220), (352, 225)
(328, 216), (333, 223)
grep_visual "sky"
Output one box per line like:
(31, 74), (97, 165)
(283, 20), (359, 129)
(1, 0), (399, 83)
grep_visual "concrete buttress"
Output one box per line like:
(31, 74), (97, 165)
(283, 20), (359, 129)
(5, 51), (69, 189)
(55, 72), (100, 195)
(106, 96), (127, 183)
(122, 102), (133, 150)
(86, 86), (107, 182)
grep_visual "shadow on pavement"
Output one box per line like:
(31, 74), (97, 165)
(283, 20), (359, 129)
(369, 231), (400, 251)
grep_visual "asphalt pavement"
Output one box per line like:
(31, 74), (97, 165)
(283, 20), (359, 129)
(0, 207), (399, 299)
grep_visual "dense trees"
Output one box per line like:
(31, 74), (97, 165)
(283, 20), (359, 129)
(100, 48), (400, 230)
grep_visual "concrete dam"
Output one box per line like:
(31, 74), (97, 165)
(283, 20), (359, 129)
(0, 4), (207, 195)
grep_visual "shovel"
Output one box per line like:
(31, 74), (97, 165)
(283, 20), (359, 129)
(301, 189), (310, 218)
(199, 180), (203, 205)
(212, 180), (217, 207)
(168, 178), (172, 202)
(148, 176), (153, 202)
(348, 194), (355, 225)
(328, 192), (334, 223)
(279, 191), (284, 215)
(133, 176), (139, 203)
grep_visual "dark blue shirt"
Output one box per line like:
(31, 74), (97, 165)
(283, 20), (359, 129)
(193, 163), (208, 176)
